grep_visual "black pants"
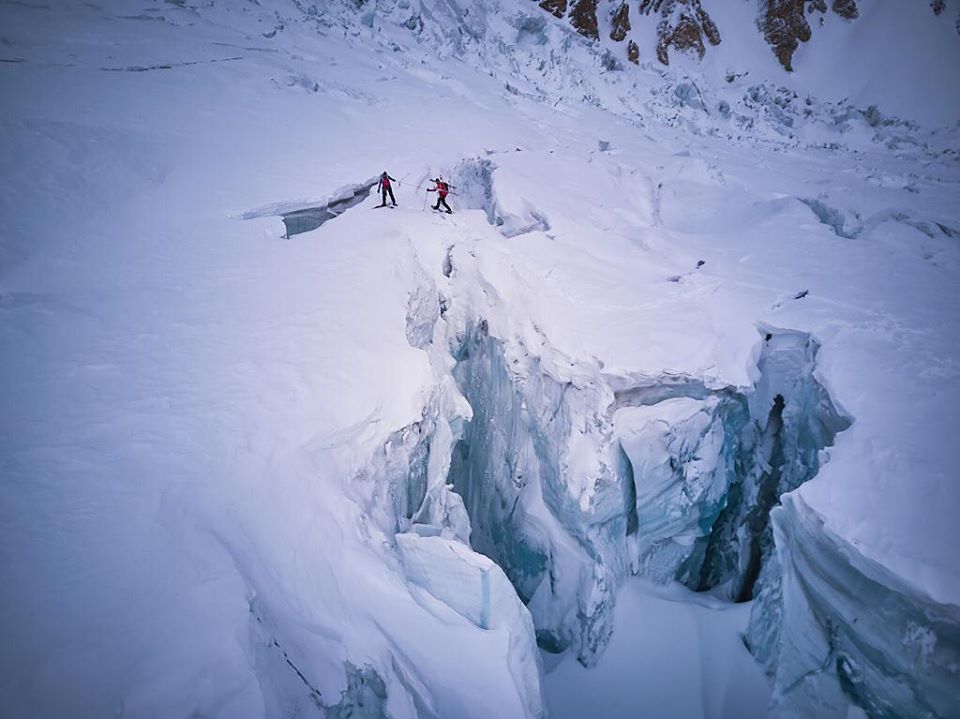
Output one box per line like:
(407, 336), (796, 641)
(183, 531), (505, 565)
(433, 195), (451, 213)
(380, 186), (396, 206)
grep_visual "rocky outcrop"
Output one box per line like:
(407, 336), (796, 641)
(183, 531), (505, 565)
(831, 0), (859, 20)
(569, 0), (600, 39)
(758, 0), (813, 72)
(530, 0), (953, 73)
(758, 0), (860, 71)
(609, 2), (630, 42)
(539, 0), (567, 20)
(638, 0), (721, 65)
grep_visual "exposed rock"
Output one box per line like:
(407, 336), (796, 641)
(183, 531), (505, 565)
(759, 0), (863, 71)
(638, 0), (721, 66)
(532, 0), (891, 73)
(831, 0), (859, 20)
(699, 7), (722, 45)
(569, 0), (600, 40)
(609, 2), (630, 42)
(539, 0), (567, 20)
(759, 0), (814, 72)
(658, 16), (696, 64)
(627, 38), (640, 64)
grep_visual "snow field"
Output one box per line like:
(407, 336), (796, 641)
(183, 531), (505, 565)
(2, 1), (958, 717)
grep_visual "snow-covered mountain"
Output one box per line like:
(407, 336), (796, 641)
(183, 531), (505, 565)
(1, 1), (958, 717)
(538, 0), (960, 98)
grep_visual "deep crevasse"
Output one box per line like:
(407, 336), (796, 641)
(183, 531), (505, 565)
(444, 313), (852, 660)
(382, 236), (858, 692)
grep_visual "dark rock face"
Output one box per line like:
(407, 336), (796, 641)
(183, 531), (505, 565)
(758, 0), (860, 71)
(638, 0), (721, 65)
(539, 0), (567, 20)
(528, 0), (954, 74)
(569, 0), (600, 39)
(698, 5), (722, 45)
(832, 0), (859, 20)
(758, 0), (813, 72)
(609, 2), (631, 42)
(659, 14), (701, 64)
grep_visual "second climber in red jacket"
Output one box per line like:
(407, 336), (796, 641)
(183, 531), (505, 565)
(428, 176), (453, 213)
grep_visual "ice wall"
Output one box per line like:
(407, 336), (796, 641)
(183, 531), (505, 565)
(448, 321), (628, 664)
(753, 493), (960, 718)
(397, 533), (545, 718)
(614, 392), (748, 585)
(442, 310), (852, 676)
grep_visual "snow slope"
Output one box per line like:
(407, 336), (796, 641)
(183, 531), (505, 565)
(1, 1), (958, 717)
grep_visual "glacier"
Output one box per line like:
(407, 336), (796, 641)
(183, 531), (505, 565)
(1, 1), (958, 718)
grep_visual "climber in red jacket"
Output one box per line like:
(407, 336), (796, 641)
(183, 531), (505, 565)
(428, 176), (453, 213)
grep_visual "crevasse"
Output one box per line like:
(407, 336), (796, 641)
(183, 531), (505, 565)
(690, 328), (852, 603)
(349, 223), (958, 718)
(356, 241), (867, 713)
(441, 289), (852, 666)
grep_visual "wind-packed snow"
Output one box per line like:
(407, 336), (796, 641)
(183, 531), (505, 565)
(1, 1), (958, 717)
